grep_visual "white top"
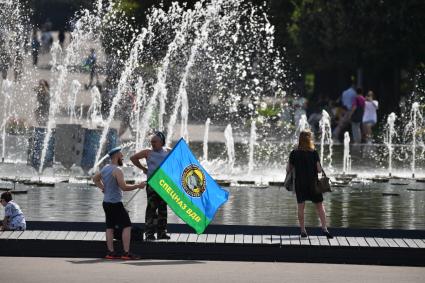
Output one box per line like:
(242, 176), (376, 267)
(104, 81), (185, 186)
(363, 100), (379, 123)
(5, 201), (26, 230)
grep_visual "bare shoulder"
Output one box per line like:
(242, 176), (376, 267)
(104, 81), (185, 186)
(113, 166), (123, 176)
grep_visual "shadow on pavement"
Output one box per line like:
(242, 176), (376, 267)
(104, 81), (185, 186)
(67, 259), (115, 264)
(67, 259), (205, 266)
(123, 260), (205, 266)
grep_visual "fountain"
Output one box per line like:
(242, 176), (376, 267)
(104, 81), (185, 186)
(68, 80), (81, 123)
(342, 132), (351, 174)
(294, 113), (310, 143)
(404, 102), (424, 178)
(248, 120), (257, 174)
(87, 86), (103, 127)
(0, 0), (423, 183)
(319, 110), (333, 168)
(203, 118), (211, 161)
(1, 80), (13, 162)
(133, 77), (147, 151)
(385, 112), (397, 177)
(224, 124), (235, 171)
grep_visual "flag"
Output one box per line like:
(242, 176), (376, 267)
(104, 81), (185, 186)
(148, 138), (229, 234)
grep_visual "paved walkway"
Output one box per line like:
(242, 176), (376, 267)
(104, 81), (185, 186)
(0, 257), (423, 283)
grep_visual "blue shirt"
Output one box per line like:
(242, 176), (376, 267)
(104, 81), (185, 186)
(101, 164), (122, 203)
(342, 87), (356, 110)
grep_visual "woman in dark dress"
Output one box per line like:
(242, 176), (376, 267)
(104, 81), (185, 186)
(286, 131), (333, 238)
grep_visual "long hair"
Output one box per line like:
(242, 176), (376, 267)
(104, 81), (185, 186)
(298, 130), (315, 151)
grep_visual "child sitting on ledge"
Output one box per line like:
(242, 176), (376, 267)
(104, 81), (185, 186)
(1, 191), (26, 231)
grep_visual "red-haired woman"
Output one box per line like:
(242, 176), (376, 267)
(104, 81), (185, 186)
(286, 130), (333, 238)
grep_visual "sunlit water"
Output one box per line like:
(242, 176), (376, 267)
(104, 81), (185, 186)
(1, 177), (424, 230)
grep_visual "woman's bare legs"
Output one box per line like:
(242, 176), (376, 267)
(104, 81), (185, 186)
(315, 202), (328, 231)
(297, 202), (306, 233)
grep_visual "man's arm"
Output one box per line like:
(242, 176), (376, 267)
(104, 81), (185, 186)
(114, 168), (146, 191)
(130, 149), (149, 174)
(92, 172), (104, 193)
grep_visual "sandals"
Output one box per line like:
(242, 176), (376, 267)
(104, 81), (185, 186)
(121, 252), (141, 260)
(105, 251), (120, 260)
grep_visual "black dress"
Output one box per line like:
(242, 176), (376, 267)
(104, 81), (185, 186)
(289, 149), (323, 204)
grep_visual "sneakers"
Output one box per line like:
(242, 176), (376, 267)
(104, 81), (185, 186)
(144, 232), (170, 241)
(121, 252), (141, 260)
(145, 234), (156, 241)
(105, 251), (120, 260)
(157, 233), (171, 240)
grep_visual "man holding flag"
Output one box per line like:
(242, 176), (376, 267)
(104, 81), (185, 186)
(130, 132), (171, 240)
(146, 138), (229, 234)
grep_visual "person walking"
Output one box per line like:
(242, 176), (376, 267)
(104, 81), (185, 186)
(130, 132), (171, 241)
(350, 88), (366, 144)
(93, 146), (146, 260)
(362, 90), (378, 143)
(286, 130), (333, 239)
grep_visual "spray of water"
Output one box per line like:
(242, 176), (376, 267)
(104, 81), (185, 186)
(248, 120), (257, 174)
(203, 118), (211, 161)
(91, 30), (148, 172)
(87, 86), (103, 127)
(404, 102), (424, 178)
(343, 132), (351, 174)
(1, 80), (13, 162)
(319, 110), (333, 168)
(68, 80), (81, 123)
(385, 112), (397, 176)
(224, 124), (235, 171)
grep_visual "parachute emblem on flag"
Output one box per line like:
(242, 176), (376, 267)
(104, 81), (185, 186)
(182, 164), (206, 197)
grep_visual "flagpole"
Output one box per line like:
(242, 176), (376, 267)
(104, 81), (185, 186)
(124, 187), (142, 209)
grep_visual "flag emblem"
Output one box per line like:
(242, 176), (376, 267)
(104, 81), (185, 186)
(148, 138), (229, 234)
(182, 164), (206, 197)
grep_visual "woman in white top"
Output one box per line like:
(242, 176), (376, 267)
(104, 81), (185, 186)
(362, 90), (379, 143)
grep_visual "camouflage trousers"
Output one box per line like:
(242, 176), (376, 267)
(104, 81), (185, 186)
(145, 185), (167, 235)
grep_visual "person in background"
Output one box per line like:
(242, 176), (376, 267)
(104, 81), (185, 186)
(31, 30), (40, 66)
(286, 131), (333, 239)
(0, 191), (26, 231)
(58, 30), (66, 48)
(13, 49), (23, 82)
(118, 90), (135, 138)
(34, 80), (50, 126)
(293, 95), (308, 129)
(333, 79), (356, 141)
(350, 88), (366, 144)
(84, 48), (99, 89)
(93, 146), (146, 260)
(0, 35), (10, 79)
(362, 90), (379, 143)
